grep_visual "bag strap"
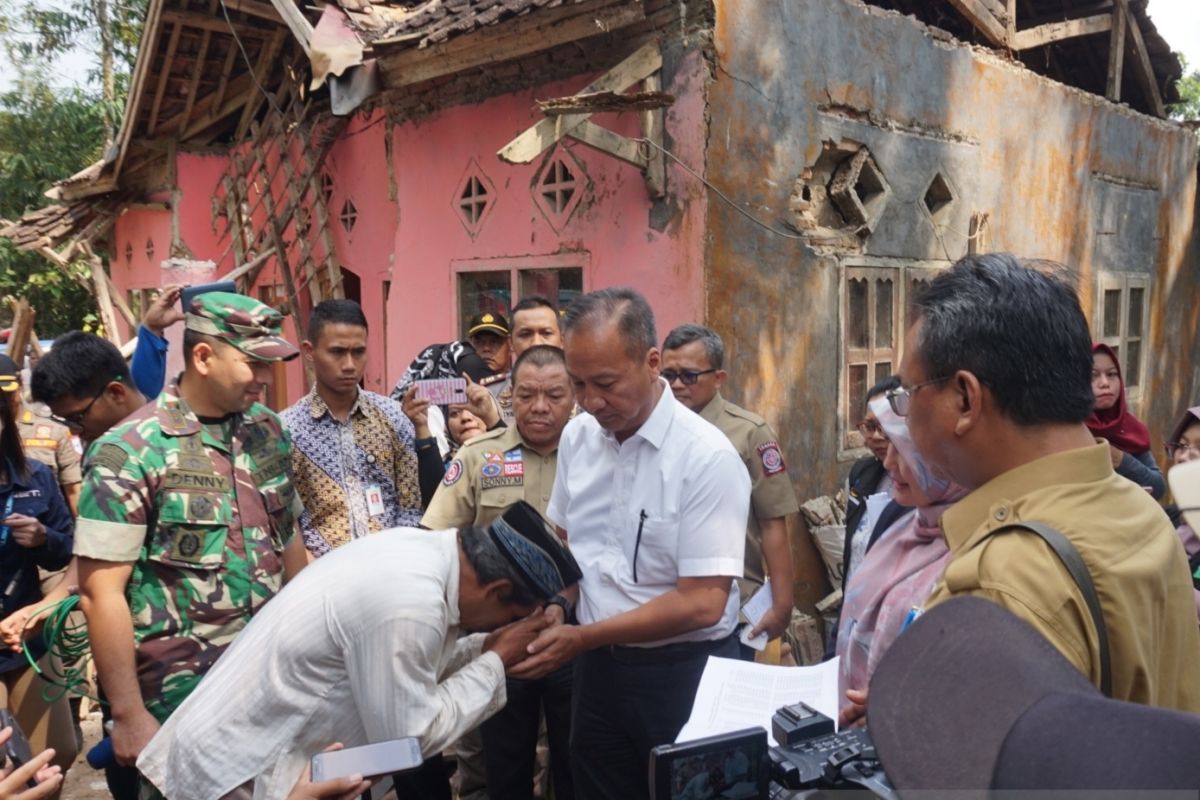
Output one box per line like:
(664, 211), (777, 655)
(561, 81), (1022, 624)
(998, 521), (1112, 697)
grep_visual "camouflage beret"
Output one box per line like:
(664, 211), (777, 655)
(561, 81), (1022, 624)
(185, 291), (298, 362)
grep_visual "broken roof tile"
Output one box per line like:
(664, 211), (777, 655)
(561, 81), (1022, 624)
(340, 0), (576, 49)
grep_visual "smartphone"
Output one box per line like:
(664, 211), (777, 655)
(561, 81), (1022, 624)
(0, 709), (37, 788)
(413, 378), (469, 406)
(180, 280), (238, 312)
(310, 738), (423, 781)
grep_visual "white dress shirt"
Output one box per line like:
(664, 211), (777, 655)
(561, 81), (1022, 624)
(546, 379), (750, 646)
(137, 529), (506, 800)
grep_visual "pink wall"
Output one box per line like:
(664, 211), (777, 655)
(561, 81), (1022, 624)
(384, 49), (711, 384)
(106, 49), (711, 405)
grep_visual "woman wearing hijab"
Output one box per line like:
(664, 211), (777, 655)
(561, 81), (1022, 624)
(1088, 343), (1165, 499)
(1164, 406), (1200, 622)
(836, 396), (968, 726)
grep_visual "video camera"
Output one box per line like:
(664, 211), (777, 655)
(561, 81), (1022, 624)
(649, 703), (894, 800)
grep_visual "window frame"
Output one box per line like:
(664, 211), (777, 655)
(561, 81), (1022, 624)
(450, 252), (590, 340)
(1095, 271), (1150, 408)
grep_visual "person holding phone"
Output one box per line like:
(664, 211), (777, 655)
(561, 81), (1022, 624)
(0, 366), (76, 781)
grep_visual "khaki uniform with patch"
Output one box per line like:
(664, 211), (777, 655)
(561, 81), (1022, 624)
(422, 425), (556, 529)
(17, 408), (81, 489)
(700, 393), (799, 601)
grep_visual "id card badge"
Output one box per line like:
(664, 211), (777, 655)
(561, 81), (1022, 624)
(366, 484), (386, 517)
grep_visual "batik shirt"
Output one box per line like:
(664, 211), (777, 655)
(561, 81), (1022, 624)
(74, 381), (301, 722)
(281, 388), (421, 557)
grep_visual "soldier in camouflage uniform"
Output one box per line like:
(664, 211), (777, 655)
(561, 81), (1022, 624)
(74, 293), (307, 781)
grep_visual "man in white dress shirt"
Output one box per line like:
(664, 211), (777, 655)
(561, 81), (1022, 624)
(136, 503), (581, 800)
(511, 287), (751, 800)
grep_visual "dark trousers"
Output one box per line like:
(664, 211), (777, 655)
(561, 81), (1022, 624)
(481, 664), (575, 800)
(570, 635), (739, 800)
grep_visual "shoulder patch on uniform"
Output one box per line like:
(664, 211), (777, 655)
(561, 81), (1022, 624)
(89, 443), (129, 475)
(444, 459), (464, 486)
(757, 441), (786, 476)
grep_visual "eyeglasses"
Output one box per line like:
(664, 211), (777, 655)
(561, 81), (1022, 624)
(661, 368), (717, 386)
(50, 383), (110, 432)
(856, 420), (884, 437)
(885, 376), (952, 417)
(1166, 441), (1200, 460)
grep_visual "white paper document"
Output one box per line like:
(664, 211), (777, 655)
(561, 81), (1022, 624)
(675, 656), (841, 747)
(739, 580), (773, 651)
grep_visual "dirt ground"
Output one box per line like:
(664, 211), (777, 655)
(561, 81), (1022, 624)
(61, 712), (110, 800)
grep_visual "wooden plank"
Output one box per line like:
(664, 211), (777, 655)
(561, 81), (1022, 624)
(235, 32), (285, 140)
(222, 0), (283, 24)
(1012, 13), (1112, 49)
(975, 0), (1007, 22)
(568, 121), (646, 169)
(5, 300), (34, 361)
(1106, 5), (1126, 101)
(108, 0), (164, 182)
(1115, 0), (1164, 116)
(498, 40), (662, 164)
(1005, 0), (1017, 39)
(160, 9), (277, 35)
(177, 28), (213, 135)
(147, 23), (183, 136)
(380, 1), (644, 90)
(641, 74), (665, 199)
(265, 0), (312, 51)
(946, 0), (1008, 46)
(89, 256), (124, 347)
(211, 44), (240, 121)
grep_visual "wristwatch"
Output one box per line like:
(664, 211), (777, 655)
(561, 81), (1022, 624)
(547, 594), (575, 624)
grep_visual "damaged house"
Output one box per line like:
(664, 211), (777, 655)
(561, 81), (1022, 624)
(3, 0), (1197, 605)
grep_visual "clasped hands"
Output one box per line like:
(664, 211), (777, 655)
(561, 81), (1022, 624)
(484, 604), (583, 680)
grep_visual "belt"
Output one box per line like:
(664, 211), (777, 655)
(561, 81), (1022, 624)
(606, 633), (736, 665)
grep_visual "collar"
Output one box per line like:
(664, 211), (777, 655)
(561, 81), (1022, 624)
(19, 409), (33, 425)
(617, 377), (674, 450)
(698, 392), (727, 425)
(940, 441), (1114, 552)
(306, 386), (364, 421)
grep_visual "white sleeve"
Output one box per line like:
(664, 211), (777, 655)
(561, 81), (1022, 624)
(345, 617), (505, 758)
(676, 446), (750, 578)
(546, 428), (571, 530)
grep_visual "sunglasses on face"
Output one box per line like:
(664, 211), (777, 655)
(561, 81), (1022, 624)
(661, 368), (716, 386)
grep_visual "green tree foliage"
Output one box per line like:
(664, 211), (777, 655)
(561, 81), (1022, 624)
(1169, 55), (1200, 122)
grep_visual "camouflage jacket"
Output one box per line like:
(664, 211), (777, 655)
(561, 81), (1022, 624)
(75, 381), (301, 721)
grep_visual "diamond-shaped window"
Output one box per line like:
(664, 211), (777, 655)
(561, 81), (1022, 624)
(923, 171), (956, 223)
(124, 242), (133, 264)
(321, 172), (335, 205)
(145, 238), (155, 261)
(532, 146), (585, 232)
(339, 198), (358, 233)
(453, 159), (496, 239)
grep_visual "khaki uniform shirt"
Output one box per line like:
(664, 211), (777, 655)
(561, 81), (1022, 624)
(422, 425), (556, 529)
(925, 441), (1200, 712)
(699, 393), (799, 600)
(16, 408), (81, 488)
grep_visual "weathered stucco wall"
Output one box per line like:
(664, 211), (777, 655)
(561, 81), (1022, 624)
(705, 0), (1199, 505)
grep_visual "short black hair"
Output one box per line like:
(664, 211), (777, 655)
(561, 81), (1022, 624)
(31, 332), (131, 405)
(460, 525), (541, 606)
(512, 345), (567, 385)
(912, 253), (1093, 426)
(511, 295), (557, 317)
(307, 299), (368, 343)
(866, 374), (901, 407)
(662, 324), (725, 369)
(182, 328), (223, 366)
(561, 286), (656, 360)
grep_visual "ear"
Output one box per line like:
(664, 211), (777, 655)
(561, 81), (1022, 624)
(951, 370), (986, 437)
(191, 341), (217, 377)
(301, 340), (315, 362)
(105, 380), (129, 402)
(481, 578), (513, 604)
(646, 346), (661, 374)
(714, 369), (728, 388)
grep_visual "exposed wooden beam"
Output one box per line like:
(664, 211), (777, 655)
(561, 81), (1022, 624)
(1019, 2), (1112, 29)
(946, 0), (1009, 47)
(1106, 4), (1126, 101)
(211, 43), (240, 120)
(146, 23), (182, 136)
(176, 28), (213, 135)
(1005, 0), (1017, 40)
(569, 121), (646, 168)
(160, 9), (277, 36)
(378, 0), (644, 90)
(975, 0), (1007, 22)
(265, 0), (312, 51)
(1115, 0), (1164, 116)
(235, 32), (285, 140)
(641, 73), (665, 199)
(222, 0), (283, 24)
(1012, 13), (1112, 50)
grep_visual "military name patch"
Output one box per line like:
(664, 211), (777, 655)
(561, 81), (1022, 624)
(481, 476), (523, 490)
(444, 459), (464, 486)
(758, 441), (786, 476)
(164, 470), (231, 493)
(89, 443), (129, 476)
(482, 463), (502, 478)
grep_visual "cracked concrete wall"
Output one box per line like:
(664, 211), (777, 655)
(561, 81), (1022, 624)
(703, 0), (1199, 505)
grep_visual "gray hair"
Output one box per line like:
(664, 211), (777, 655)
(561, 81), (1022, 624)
(561, 287), (657, 360)
(460, 525), (541, 606)
(512, 345), (567, 386)
(662, 324), (724, 369)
